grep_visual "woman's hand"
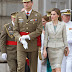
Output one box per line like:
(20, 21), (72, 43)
(43, 49), (47, 58)
(66, 47), (69, 56)
(64, 47), (69, 56)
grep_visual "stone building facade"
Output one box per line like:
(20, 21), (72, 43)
(0, 0), (71, 32)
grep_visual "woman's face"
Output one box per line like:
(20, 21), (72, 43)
(51, 11), (59, 21)
(42, 18), (47, 26)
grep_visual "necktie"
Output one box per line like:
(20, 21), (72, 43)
(26, 12), (29, 19)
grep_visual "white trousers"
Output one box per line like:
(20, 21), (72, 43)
(61, 55), (66, 72)
(37, 56), (42, 72)
(66, 57), (72, 72)
(66, 44), (72, 72)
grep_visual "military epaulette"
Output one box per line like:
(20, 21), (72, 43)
(4, 23), (14, 39)
(17, 12), (23, 16)
(34, 10), (38, 13)
(35, 11), (41, 15)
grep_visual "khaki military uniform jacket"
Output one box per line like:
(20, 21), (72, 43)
(13, 10), (42, 52)
(1, 22), (17, 59)
(44, 21), (68, 48)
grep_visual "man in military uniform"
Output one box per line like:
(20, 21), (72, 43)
(1, 12), (18, 72)
(13, 0), (42, 72)
(61, 9), (71, 72)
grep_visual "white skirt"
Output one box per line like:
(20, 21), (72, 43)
(37, 50), (47, 72)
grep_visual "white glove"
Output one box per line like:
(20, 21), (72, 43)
(19, 37), (22, 43)
(2, 53), (7, 60)
(19, 37), (28, 49)
(21, 35), (30, 40)
(22, 40), (28, 49)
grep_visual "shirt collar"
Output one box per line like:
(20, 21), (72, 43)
(25, 9), (32, 16)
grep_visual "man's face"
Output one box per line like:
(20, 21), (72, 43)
(23, 1), (33, 10)
(62, 14), (70, 23)
(11, 17), (15, 22)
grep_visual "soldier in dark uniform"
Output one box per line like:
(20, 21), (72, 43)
(13, 0), (42, 72)
(1, 12), (18, 72)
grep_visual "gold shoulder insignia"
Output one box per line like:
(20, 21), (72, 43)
(4, 23), (14, 38)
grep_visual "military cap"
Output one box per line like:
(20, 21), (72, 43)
(22, 0), (32, 2)
(46, 9), (52, 17)
(60, 9), (71, 15)
(46, 11), (51, 17)
(11, 12), (18, 18)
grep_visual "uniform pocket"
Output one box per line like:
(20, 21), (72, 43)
(18, 19), (24, 27)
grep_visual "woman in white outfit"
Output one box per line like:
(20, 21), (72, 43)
(37, 15), (51, 72)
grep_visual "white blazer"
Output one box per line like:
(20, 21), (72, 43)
(44, 21), (68, 48)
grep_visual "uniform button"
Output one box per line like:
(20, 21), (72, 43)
(26, 23), (28, 24)
(26, 27), (28, 29)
